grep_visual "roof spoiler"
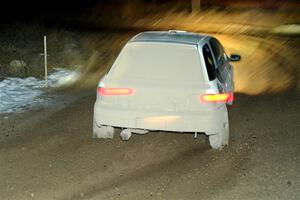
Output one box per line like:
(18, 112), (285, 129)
(168, 30), (187, 34)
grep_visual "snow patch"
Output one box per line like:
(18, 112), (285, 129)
(48, 68), (80, 87)
(0, 68), (80, 113)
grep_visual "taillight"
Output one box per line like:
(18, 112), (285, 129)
(98, 88), (133, 96)
(200, 93), (233, 103)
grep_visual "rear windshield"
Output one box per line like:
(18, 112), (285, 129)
(108, 42), (204, 83)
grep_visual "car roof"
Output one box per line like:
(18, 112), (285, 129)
(129, 31), (210, 45)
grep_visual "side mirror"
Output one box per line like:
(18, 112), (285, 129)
(230, 54), (241, 62)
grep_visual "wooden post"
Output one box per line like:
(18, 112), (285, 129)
(191, 0), (201, 13)
(44, 36), (48, 87)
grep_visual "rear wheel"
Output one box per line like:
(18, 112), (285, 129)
(93, 119), (115, 139)
(208, 122), (229, 150)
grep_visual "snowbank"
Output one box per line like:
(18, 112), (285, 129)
(0, 68), (80, 113)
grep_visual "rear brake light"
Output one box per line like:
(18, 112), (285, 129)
(98, 88), (133, 96)
(200, 93), (233, 103)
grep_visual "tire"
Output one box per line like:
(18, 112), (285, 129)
(208, 121), (229, 150)
(93, 119), (114, 139)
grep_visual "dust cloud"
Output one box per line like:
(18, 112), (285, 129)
(75, 6), (300, 95)
(217, 35), (300, 95)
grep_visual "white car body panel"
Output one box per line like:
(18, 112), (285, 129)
(94, 31), (233, 141)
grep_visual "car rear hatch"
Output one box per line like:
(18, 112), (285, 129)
(98, 79), (212, 113)
(97, 42), (221, 113)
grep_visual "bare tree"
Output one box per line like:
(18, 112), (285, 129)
(191, 0), (201, 13)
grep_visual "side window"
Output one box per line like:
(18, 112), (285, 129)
(209, 38), (220, 60)
(202, 44), (216, 81)
(209, 38), (226, 68)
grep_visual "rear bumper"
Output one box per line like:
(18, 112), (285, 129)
(94, 102), (228, 135)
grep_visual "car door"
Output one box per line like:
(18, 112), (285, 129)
(209, 38), (233, 93)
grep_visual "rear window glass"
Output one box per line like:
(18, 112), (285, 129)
(108, 42), (204, 83)
(202, 44), (216, 81)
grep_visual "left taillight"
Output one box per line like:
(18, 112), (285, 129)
(97, 88), (133, 96)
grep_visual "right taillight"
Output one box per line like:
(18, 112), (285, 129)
(200, 93), (233, 103)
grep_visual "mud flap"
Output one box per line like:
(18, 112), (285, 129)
(93, 119), (115, 139)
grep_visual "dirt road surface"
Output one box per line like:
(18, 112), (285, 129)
(0, 35), (300, 200)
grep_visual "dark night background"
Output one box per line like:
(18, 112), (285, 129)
(0, 0), (300, 199)
(0, 0), (97, 23)
(1, 0), (300, 23)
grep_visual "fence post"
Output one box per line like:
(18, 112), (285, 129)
(44, 36), (48, 87)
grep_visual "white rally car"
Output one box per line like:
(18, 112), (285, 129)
(93, 31), (240, 149)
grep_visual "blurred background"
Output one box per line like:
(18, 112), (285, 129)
(1, 2), (300, 199)
(0, 0), (300, 94)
